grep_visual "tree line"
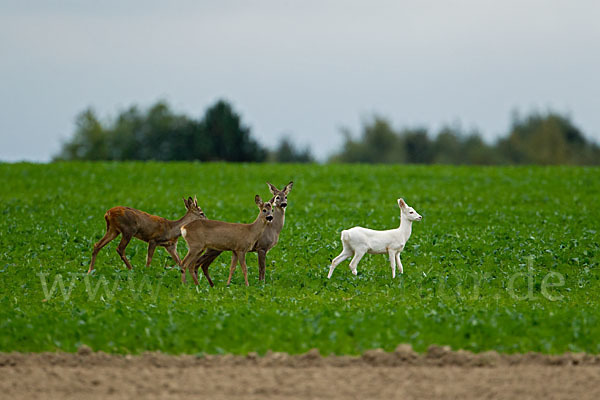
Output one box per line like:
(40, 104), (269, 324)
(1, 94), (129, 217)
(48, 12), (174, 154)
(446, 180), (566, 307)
(56, 100), (600, 165)
(332, 113), (600, 165)
(55, 100), (313, 163)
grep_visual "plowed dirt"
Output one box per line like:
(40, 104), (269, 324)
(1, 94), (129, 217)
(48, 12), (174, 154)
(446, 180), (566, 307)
(2, 346), (599, 399)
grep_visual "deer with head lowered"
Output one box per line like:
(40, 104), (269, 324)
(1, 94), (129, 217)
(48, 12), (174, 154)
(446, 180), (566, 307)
(193, 181), (293, 287)
(328, 198), (422, 279)
(180, 195), (274, 286)
(88, 197), (205, 273)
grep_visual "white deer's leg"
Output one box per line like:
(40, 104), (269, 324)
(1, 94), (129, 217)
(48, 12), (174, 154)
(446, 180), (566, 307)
(348, 250), (366, 276)
(396, 253), (403, 274)
(328, 249), (352, 279)
(388, 250), (397, 279)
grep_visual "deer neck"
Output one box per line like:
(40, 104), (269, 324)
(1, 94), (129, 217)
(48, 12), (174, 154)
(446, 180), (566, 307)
(168, 213), (195, 237)
(270, 206), (286, 233)
(398, 213), (413, 242)
(250, 213), (270, 237)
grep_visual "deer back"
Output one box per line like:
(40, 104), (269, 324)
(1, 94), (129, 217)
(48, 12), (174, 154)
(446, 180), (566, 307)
(182, 219), (266, 252)
(106, 207), (171, 239)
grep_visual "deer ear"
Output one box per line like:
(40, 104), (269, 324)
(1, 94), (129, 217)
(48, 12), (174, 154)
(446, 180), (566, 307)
(398, 198), (406, 208)
(183, 197), (189, 208)
(193, 195), (198, 207)
(283, 181), (293, 195)
(255, 194), (262, 206)
(267, 182), (277, 195)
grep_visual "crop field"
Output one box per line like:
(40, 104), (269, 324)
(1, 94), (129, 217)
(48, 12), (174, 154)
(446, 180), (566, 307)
(0, 162), (599, 356)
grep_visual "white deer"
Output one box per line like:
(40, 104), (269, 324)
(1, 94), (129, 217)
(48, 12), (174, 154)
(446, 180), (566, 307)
(327, 198), (422, 279)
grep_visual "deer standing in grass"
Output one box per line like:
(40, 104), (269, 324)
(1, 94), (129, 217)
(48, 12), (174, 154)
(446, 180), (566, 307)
(88, 197), (205, 273)
(194, 181), (293, 287)
(180, 195), (274, 286)
(328, 198), (422, 279)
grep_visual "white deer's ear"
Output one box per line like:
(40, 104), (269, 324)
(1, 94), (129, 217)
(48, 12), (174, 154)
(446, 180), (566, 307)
(193, 195), (198, 206)
(283, 181), (294, 195)
(398, 198), (406, 208)
(267, 182), (277, 195)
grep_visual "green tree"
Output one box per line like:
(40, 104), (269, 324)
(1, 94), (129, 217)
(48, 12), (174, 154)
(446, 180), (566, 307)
(432, 127), (463, 164)
(499, 112), (600, 165)
(330, 117), (404, 163)
(402, 129), (432, 164)
(55, 109), (108, 160)
(269, 136), (314, 163)
(462, 134), (502, 165)
(201, 101), (266, 162)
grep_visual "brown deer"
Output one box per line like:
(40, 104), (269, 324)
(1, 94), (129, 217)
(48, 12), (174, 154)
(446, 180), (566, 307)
(193, 181), (293, 287)
(88, 197), (205, 273)
(180, 195), (274, 286)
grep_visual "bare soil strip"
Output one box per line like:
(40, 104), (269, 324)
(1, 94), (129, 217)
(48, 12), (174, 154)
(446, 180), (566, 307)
(2, 346), (599, 400)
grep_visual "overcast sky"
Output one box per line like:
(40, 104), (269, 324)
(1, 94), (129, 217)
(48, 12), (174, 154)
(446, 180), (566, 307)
(1, 0), (599, 161)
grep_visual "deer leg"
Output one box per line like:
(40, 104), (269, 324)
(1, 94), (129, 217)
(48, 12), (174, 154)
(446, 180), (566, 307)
(146, 241), (157, 268)
(164, 243), (182, 267)
(388, 250), (397, 279)
(88, 228), (119, 273)
(181, 249), (201, 284)
(197, 249), (220, 287)
(196, 249), (221, 271)
(257, 249), (267, 281)
(191, 262), (200, 286)
(180, 253), (190, 284)
(328, 248), (352, 279)
(201, 262), (215, 288)
(180, 266), (186, 284)
(226, 252), (239, 286)
(237, 251), (249, 286)
(396, 253), (403, 274)
(116, 234), (134, 270)
(190, 250), (206, 286)
(348, 250), (366, 276)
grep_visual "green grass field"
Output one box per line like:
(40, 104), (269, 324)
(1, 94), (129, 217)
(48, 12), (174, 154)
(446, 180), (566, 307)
(1, 162), (599, 355)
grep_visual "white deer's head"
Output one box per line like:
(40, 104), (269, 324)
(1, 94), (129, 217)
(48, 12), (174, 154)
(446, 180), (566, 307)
(398, 198), (422, 222)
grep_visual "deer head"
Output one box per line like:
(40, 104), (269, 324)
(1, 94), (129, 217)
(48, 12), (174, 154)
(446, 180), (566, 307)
(183, 196), (206, 219)
(256, 195), (274, 222)
(267, 181), (293, 209)
(398, 198), (422, 222)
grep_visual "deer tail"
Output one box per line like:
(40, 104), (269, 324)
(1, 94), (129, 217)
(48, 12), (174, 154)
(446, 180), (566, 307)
(104, 213), (110, 232)
(341, 230), (349, 242)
